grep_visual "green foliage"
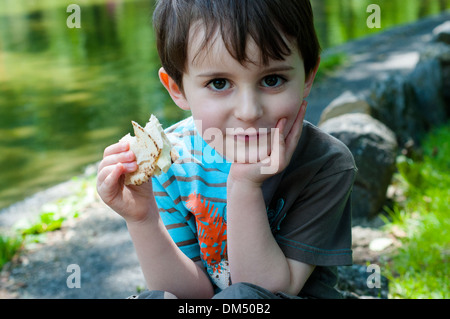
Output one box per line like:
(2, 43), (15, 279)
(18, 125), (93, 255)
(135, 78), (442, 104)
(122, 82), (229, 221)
(19, 212), (65, 236)
(0, 174), (97, 270)
(396, 155), (424, 189)
(313, 0), (450, 49)
(315, 52), (348, 82)
(382, 123), (450, 299)
(0, 234), (23, 269)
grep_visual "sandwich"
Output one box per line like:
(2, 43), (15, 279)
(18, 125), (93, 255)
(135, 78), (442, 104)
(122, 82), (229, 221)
(120, 115), (178, 186)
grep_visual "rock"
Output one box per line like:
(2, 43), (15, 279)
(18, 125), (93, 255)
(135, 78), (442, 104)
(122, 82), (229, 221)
(352, 226), (391, 264)
(367, 74), (426, 148)
(416, 42), (450, 113)
(408, 57), (447, 130)
(369, 238), (394, 252)
(337, 264), (389, 299)
(319, 114), (398, 222)
(433, 21), (450, 45)
(318, 91), (372, 125)
(368, 43), (450, 149)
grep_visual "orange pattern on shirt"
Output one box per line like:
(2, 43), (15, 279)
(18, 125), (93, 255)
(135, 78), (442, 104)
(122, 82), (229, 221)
(186, 193), (228, 273)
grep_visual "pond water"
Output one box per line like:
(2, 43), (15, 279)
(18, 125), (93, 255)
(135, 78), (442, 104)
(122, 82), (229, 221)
(1, 0), (449, 210)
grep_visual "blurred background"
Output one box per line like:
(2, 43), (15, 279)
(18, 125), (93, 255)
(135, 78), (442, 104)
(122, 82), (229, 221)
(1, 0), (449, 300)
(1, 0), (449, 210)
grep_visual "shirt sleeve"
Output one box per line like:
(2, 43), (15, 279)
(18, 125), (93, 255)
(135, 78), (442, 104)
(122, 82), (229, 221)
(274, 168), (356, 266)
(152, 175), (201, 262)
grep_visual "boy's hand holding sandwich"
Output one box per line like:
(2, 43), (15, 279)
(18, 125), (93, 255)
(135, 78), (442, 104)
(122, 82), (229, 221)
(97, 115), (177, 223)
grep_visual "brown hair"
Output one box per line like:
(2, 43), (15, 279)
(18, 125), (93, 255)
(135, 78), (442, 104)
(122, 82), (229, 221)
(153, 0), (321, 90)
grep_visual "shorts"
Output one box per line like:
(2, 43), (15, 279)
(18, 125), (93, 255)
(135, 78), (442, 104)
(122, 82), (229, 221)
(128, 282), (301, 299)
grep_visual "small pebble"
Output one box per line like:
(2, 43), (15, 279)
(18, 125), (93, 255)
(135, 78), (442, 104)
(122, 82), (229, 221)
(369, 238), (393, 252)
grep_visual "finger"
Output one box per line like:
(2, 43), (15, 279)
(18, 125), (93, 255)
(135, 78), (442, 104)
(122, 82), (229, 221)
(103, 141), (130, 158)
(103, 163), (125, 189)
(262, 124), (284, 175)
(269, 101), (307, 170)
(98, 145), (136, 173)
(285, 101), (307, 152)
(98, 150), (136, 172)
(97, 163), (116, 187)
(97, 163), (125, 204)
(275, 117), (287, 136)
(97, 161), (137, 187)
(287, 101), (307, 140)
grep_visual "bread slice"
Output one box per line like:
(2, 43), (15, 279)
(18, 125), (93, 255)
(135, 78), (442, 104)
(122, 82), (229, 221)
(119, 115), (178, 186)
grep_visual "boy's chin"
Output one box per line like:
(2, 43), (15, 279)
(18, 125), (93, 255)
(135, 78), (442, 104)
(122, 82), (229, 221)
(222, 146), (271, 164)
(205, 137), (272, 164)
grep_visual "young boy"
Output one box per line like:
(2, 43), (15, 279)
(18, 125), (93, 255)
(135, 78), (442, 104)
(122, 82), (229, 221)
(97, 0), (357, 299)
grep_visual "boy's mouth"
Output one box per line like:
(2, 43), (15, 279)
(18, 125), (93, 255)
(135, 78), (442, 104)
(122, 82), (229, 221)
(215, 127), (275, 164)
(229, 127), (270, 142)
(234, 132), (260, 142)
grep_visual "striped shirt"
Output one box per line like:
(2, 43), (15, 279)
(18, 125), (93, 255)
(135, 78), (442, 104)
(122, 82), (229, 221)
(152, 116), (357, 298)
(152, 116), (232, 290)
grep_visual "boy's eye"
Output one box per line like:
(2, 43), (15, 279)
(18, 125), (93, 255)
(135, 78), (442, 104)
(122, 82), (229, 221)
(207, 79), (230, 91)
(261, 75), (285, 88)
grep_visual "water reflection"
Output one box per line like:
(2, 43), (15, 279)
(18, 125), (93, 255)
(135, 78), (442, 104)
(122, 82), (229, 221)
(0, 0), (449, 209)
(0, 0), (185, 209)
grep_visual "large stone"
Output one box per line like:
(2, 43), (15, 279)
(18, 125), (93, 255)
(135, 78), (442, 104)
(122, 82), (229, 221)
(367, 42), (450, 149)
(318, 91), (371, 125)
(367, 73), (426, 148)
(408, 56), (447, 129)
(319, 114), (398, 222)
(433, 21), (450, 45)
(417, 42), (450, 113)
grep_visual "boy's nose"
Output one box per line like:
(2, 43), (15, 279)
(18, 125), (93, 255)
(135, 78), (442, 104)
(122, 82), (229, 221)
(233, 89), (263, 123)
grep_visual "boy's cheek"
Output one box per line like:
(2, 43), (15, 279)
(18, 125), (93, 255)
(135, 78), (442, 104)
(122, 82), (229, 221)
(271, 104), (302, 135)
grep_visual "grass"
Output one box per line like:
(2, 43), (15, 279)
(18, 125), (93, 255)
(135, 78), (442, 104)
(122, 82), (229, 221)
(19, 212), (66, 236)
(381, 123), (450, 299)
(0, 235), (23, 270)
(0, 173), (97, 270)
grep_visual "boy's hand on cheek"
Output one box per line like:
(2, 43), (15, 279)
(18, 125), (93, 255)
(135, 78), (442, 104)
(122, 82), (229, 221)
(228, 101), (307, 188)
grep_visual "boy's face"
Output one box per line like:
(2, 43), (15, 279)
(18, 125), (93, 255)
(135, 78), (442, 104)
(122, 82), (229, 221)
(164, 24), (316, 163)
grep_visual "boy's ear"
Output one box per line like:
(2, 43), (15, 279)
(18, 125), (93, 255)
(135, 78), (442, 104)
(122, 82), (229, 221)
(158, 67), (190, 111)
(303, 57), (321, 99)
